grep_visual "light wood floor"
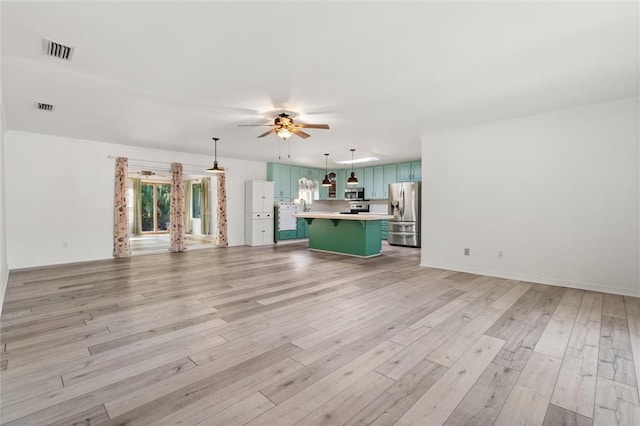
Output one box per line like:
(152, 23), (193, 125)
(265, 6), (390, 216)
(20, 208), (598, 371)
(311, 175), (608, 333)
(130, 234), (217, 254)
(1, 242), (639, 425)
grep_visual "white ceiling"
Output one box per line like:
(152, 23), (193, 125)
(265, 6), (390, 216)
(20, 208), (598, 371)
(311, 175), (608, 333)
(2, 1), (638, 168)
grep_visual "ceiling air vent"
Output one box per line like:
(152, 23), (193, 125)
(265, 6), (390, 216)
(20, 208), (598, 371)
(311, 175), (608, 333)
(36, 102), (55, 112)
(42, 38), (74, 61)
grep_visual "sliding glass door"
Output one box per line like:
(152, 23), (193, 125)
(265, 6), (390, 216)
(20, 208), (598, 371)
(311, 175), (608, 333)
(141, 183), (171, 233)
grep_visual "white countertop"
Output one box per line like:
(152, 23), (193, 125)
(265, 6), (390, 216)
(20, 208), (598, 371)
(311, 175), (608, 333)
(295, 212), (393, 221)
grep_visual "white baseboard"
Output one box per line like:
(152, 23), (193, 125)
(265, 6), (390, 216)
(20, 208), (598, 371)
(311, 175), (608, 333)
(420, 261), (640, 298)
(0, 267), (8, 317)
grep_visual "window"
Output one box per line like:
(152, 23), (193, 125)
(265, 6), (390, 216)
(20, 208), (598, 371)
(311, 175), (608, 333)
(192, 182), (202, 219)
(141, 183), (171, 232)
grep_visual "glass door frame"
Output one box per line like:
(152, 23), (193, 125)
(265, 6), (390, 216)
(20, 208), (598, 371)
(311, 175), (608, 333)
(141, 180), (171, 234)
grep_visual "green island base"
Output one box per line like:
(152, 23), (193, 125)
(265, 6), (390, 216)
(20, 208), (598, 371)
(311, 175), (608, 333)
(304, 217), (384, 258)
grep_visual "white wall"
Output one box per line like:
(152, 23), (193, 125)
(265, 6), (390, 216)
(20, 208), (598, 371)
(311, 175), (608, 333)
(421, 97), (640, 297)
(0, 100), (7, 313)
(0, 0), (8, 312)
(4, 131), (266, 269)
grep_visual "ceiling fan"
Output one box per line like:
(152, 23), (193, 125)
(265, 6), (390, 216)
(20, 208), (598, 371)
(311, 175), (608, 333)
(239, 112), (330, 140)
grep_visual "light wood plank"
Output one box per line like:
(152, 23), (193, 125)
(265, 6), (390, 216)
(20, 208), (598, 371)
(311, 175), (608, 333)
(196, 392), (274, 426)
(551, 292), (603, 418)
(598, 295), (637, 387)
(104, 335), (307, 419)
(345, 359), (447, 426)
(295, 371), (394, 426)
(594, 377), (640, 426)
(146, 357), (303, 426)
(534, 288), (584, 359)
(246, 340), (404, 425)
(444, 361), (521, 426)
(427, 307), (509, 367)
(1, 357), (197, 425)
(492, 285), (566, 371)
(494, 351), (563, 426)
(543, 404), (593, 426)
(624, 296), (640, 395)
(395, 334), (505, 426)
(377, 283), (510, 380)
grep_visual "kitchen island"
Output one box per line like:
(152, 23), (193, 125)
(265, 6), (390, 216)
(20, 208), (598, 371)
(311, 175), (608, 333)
(295, 212), (394, 257)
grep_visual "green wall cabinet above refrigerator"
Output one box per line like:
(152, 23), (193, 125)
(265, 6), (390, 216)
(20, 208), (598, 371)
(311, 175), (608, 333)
(397, 161), (422, 182)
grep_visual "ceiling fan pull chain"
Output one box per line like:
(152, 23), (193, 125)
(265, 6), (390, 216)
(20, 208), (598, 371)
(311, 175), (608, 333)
(278, 139), (281, 160)
(288, 141), (291, 159)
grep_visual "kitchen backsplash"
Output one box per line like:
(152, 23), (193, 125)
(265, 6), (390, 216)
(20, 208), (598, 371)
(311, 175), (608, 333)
(310, 200), (389, 213)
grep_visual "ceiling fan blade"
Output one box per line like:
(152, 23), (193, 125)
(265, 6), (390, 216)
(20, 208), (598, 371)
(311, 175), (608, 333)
(293, 129), (311, 139)
(257, 128), (277, 138)
(238, 124), (275, 127)
(295, 123), (330, 129)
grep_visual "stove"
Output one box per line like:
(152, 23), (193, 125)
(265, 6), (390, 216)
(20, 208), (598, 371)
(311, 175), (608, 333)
(345, 202), (370, 214)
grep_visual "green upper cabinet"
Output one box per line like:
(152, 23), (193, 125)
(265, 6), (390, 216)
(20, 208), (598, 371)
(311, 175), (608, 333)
(363, 167), (374, 199)
(364, 166), (385, 199)
(373, 165), (384, 199)
(336, 169), (347, 200)
(383, 164), (397, 198)
(411, 161), (422, 181)
(300, 167), (315, 179)
(267, 163), (291, 201)
(397, 162), (412, 182)
(397, 161), (421, 182)
(289, 166), (300, 200)
(268, 160), (419, 202)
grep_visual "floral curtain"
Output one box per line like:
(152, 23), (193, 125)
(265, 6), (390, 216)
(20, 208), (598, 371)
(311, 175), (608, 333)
(201, 177), (211, 235)
(216, 173), (228, 247)
(184, 180), (192, 234)
(170, 162), (187, 252)
(113, 157), (130, 258)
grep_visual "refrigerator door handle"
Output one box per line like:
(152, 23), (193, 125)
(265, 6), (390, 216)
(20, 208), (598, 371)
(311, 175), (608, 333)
(400, 188), (405, 217)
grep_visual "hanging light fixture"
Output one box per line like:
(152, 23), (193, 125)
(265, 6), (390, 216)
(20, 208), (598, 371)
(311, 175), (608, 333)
(347, 148), (358, 185)
(275, 127), (293, 140)
(205, 137), (225, 174)
(322, 153), (331, 186)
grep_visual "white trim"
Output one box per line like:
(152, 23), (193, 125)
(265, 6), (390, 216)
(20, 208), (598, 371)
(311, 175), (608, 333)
(0, 269), (8, 317)
(419, 261), (640, 298)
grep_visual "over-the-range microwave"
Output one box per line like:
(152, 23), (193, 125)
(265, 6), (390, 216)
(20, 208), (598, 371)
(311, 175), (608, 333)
(344, 187), (366, 201)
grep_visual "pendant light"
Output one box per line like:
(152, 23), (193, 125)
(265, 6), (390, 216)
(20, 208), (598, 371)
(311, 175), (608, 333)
(205, 137), (225, 174)
(347, 148), (358, 185)
(322, 153), (331, 186)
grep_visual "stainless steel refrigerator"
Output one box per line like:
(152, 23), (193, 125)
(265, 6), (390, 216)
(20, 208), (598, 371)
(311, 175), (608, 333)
(388, 182), (421, 247)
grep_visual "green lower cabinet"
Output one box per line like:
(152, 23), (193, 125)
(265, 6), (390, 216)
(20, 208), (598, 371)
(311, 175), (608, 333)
(278, 230), (297, 240)
(296, 218), (309, 238)
(305, 218), (383, 257)
(381, 220), (388, 240)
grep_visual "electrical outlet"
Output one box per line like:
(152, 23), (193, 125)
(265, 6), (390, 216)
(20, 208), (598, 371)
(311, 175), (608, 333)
(63, 242), (68, 248)
(464, 248), (470, 256)
(498, 251), (503, 258)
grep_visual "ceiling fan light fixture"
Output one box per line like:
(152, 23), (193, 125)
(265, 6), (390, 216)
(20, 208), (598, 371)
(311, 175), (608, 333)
(275, 127), (293, 140)
(206, 137), (225, 174)
(347, 148), (358, 185)
(322, 153), (332, 187)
